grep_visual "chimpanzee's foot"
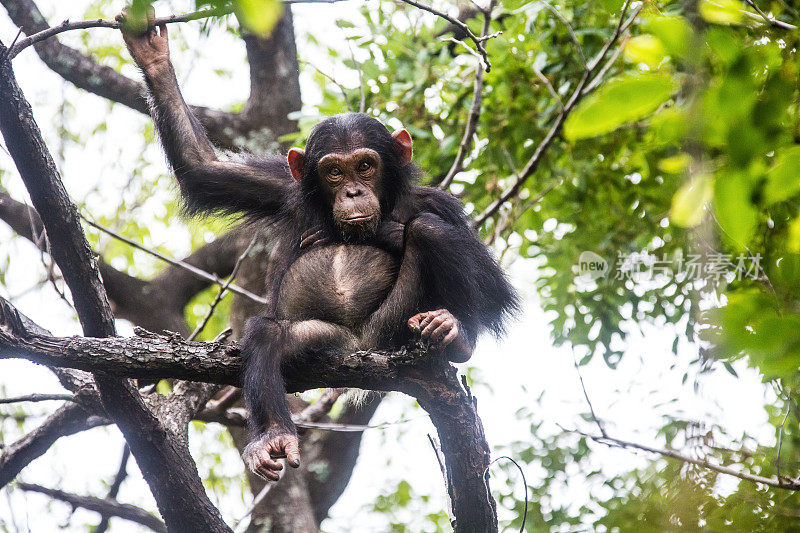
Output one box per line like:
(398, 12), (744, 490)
(408, 309), (460, 347)
(243, 430), (301, 481)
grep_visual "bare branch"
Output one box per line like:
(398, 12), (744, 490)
(82, 215), (267, 305)
(5, 0), (351, 60)
(95, 445), (131, 533)
(562, 426), (800, 491)
(532, 66), (564, 109)
(0, 403), (106, 488)
(0, 393), (74, 404)
(17, 482), (167, 532)
(188, 236), (258, 341)
(396, 0), (493, 71)
(438, 4), (493, 190)
(743, 0), (797, 30)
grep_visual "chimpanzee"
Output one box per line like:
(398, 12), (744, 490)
(118, 10), (517, 481)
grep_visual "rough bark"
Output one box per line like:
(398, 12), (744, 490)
(1, 308), (499, 532)
(0, 0), (298, 150)
(0, 43), (232, 532)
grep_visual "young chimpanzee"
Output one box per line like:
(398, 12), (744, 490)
(118, 10), (517, 481)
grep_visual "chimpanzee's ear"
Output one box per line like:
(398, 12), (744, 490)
(287, 148), (305, 182)
(391, 129), (413, 166)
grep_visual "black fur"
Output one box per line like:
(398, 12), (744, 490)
(147, 95), (517, 454)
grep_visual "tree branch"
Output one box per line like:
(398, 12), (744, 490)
(471, 0), (640, 229)
(17, 482), (168, 532)
(0, 43), (232, 532)
(0, 402), (106, 488)
(95, 445), (131, 533)
(562, 426), (800, 491)
(438, 3), (493, 190)
(396, 0), (492, 71)
(0, 299), (498, 531)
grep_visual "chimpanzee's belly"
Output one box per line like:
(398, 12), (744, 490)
(276, 245), (399, 329)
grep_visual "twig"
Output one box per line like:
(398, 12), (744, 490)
(572, 351), (607, 437)
(560, 425), (800, 491)
(188, 235), (258, 341)
(537, 1), (587, 68)
(233, 483), (273, 533)
(0, 394), (75, 404)
(95, 445), (131, 533)
(80, 215), (267, 305)
(743, 0), (797, 30)
(776, 402), (791, 482)
(301, 60), (354, 112)
(396, 0), (493, 71)
(438, 3), (493, 190)
(486, 456), (528, 532)
(5, 1), (352, 60)
(471, 0), (640, 229)
(532, 67), (564, 109)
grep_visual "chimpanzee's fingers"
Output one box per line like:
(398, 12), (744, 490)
(421, 316), (445, 338)
(419, 312), (439, 329)
(429, 321), (453, 344)
(440, 323), (460, 347)
(258, 451), (283, 472)
(158, 23), (168, 39)
(284, 438), (301, 468)
(256, 466), (280, 481)
(407, 313), (424, 332)
(300, 229), (324, 249)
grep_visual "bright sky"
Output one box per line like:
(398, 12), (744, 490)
(0, 1), (774, 531)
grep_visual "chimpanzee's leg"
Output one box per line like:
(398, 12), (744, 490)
(240, 316), (357, 480)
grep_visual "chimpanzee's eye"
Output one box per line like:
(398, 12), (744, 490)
(329, 167), (342, 177)
(358, 161), (371, 172)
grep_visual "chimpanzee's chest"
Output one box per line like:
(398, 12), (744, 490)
(276, 245), (399, 328)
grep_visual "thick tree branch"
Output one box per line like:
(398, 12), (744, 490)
(0, 301), (498, 531)
(0, 43), (232, 531)
(17, 482), (168, 532)
(0, 0), (255, 149)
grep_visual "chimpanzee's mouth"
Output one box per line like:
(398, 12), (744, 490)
(343, 214), (374, 224)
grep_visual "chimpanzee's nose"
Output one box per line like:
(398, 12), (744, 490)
(345, 186), (362, 198)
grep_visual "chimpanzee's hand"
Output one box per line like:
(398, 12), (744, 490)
(243, 429), (301, 481)
(407, 309), (460, 348)
(116, 6), (170, 72)
(300, 226), (329, 250)
(375, 219), (405, 255)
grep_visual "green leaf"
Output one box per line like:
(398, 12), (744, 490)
(644, 15), (692, 59)
(698, 0), (745, 25)
(671, 175), (712, 227)
(235, 0), (283, 37)
(564, 73), (678, 140)
(623, 35), (666, 68)
(658, 153), (692, 174)
(764, 146), (800, 205)
(714, 172), (758, 250)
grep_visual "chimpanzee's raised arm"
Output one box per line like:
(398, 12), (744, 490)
(118, 9), (295, 220)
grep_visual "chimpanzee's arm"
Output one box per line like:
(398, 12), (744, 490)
(361, 213), (476, 362)
(119, 12), (295, 220)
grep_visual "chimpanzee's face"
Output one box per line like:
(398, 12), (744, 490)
(316, 147), (383, 237)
